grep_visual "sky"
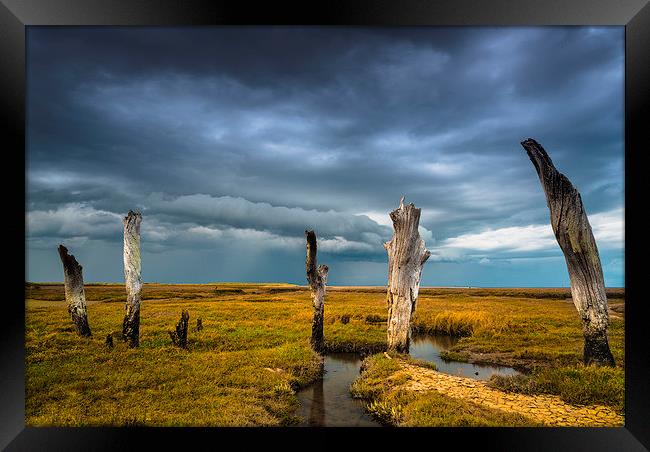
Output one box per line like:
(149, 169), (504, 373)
(25, 26), (625, 287)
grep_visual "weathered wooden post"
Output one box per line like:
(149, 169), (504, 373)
(385, 197), (430, 353)
(122, 210), (142, 348)
(521, 138), (615, 366)
(169, 310), (190, 348)
(305, 230), (328, 353)
(57, 245), (92, 337)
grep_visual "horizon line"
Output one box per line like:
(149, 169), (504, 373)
(24, 281), (625, 289)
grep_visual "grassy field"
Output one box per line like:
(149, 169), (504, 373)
(25, 283), (624, 426)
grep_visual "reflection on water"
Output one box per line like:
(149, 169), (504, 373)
(409, 335), (520, 380)
(296, 353), (380, 427)
(295, 335), (520, 426)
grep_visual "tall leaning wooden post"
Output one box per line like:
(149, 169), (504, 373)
(305, 230), (328, 353)
(122, 210), (143, 348)
(57, 245), (92, 337)
(521, 138), (615, 366)
(385, 197), (430, 354)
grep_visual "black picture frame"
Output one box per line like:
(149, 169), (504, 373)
(2, 0), (648, 449)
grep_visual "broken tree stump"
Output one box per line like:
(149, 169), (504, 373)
(122, 210), (142, 348)
(105, 333), (114, 349)
(169, 310), (190, 348)
(385, 197), (430, 353)
(57, 245), (92, 337)
(306, 230), (329, 353)
(521, 138), (615, 366)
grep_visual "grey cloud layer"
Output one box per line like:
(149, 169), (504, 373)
(27, 195), (423, 262)
(26, 27), (624, 284)
(144, 193), (390, 242)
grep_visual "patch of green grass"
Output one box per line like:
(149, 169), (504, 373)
(487, 365), (624, 411)
(365, 314), (387, 323)
(439, 350), (470, 362)
(350, 353), (404, 400)
(412, 310), (488, 336)
(366, 397), (405, 424)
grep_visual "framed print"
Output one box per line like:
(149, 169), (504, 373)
(2, 0), (649, 449)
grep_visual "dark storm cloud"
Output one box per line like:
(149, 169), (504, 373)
(26, 26), (624, 285)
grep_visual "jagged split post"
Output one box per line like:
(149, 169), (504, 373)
(521, 138), (615, 366)
(169, 310), (190, 348)
(305, 230), (328, 353)
(384, 197), (430, 353)
(57, 245), (92, 337)
(122, 210), (143, 348)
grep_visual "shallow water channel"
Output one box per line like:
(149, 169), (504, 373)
(295, 334), (520, 427)
(409, 335), (520, 380)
